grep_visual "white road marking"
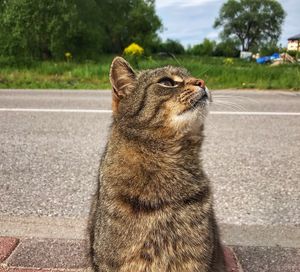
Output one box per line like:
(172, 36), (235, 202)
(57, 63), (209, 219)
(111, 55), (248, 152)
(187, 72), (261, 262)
(0, 108), (300, 116)
(0, 108), (112, 113)
(210, 111), (300, 116)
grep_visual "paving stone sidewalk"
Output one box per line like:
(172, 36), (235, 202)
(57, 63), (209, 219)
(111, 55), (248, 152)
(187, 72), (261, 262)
(1, 236), (299, 272)
(0, 236), (243, 272)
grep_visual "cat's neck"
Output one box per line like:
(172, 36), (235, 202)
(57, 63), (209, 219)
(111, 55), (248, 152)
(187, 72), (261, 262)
(105, 125), (207, 202)
(111, 124), (204, 166)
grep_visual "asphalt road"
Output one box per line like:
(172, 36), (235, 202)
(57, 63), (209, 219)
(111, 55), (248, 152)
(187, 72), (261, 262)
(0, 89), (299, 245)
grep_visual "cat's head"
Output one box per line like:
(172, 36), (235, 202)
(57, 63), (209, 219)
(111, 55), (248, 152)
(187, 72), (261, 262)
(109, 57), (210, 136)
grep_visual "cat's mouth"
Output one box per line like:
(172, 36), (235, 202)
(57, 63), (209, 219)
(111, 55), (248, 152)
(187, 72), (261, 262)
(192, 93), (208, 107)
(179, 88), (208, 115)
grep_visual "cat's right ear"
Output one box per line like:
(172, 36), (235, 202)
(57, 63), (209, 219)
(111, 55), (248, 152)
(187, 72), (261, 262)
(109, 57), (136, 113)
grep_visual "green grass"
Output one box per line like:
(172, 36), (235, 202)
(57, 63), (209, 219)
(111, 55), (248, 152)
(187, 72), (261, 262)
(0, 55), (299, 90)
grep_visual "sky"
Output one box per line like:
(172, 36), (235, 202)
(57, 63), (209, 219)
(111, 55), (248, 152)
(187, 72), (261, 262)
(155, 0), (300, 48)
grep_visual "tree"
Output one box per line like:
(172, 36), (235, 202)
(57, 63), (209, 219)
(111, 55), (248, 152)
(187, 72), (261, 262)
(214, 0), (286, 51)
(259, 42), (280, 56)
(94, 0), (162, 53)
(214, 39), (240, 57)
(159, 39), (185, 55)
(0, 0), (80, 59)
(188, 39), (216, 56)
(68, 0), (107, 59)
(0, 0), (162, 59)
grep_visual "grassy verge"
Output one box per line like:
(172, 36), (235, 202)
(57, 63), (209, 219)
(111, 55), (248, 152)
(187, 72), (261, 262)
(0, 55), (299, 90)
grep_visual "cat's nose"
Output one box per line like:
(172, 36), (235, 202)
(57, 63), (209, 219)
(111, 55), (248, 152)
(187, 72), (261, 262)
(195, 79), (205, 89)
(186, 78), (206, 89)
(193, 79), (211, 102)
(185, 77), (210, 101)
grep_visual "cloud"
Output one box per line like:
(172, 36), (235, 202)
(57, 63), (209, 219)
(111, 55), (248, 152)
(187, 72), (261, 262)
(156, 0), (222, 46)
(156, 0), (300, 47)
(156, 0), (219, 9)
(206, 31), (219, 39)
(279, 0), (300, 43)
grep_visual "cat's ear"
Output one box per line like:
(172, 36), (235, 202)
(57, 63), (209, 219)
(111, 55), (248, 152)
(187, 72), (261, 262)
(109, 57), (136, 113)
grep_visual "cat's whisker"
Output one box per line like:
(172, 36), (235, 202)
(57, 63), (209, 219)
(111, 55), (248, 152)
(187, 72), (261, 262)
(184, 100), (216, 130)
(212, 94), (260, 104)
(211, 101), (257, 122)
(213, 97), (257, 106)
(212, 100), (247, 112)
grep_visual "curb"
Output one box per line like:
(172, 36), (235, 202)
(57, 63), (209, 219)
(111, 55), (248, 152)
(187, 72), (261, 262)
(224, 246), (244, 272)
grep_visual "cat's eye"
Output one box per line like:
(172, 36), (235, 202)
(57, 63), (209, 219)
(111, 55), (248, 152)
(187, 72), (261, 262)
(158, 77), (176, 87)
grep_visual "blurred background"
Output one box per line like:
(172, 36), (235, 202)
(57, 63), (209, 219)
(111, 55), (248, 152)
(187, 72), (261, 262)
(0, 0), (299, 90)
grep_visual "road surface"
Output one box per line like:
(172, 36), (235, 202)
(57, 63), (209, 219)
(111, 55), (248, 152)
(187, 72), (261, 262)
(0, 89), (299, 248)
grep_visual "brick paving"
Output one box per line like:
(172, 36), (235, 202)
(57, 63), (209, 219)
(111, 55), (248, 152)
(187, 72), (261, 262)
(0, 269), (90, 272)
(0, 238), (19, 262)
(0, 269), (73, 272)
(0, 236), (243, 272)
(1, 235), (300, 272)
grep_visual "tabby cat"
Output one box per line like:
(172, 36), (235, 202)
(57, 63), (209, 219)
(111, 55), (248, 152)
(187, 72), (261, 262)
(89, 57), (225, 272)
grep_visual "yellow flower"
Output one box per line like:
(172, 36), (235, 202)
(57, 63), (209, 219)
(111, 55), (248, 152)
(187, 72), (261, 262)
(124, 43), (144, 56)
(65, 52), (72, 61)
(223, 58), (234, 65)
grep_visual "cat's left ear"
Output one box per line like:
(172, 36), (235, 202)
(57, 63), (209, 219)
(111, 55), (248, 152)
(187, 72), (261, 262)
(109, 57), (136, 113)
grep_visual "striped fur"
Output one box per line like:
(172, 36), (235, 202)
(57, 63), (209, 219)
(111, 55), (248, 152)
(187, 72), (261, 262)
(89, 57), (225, 272)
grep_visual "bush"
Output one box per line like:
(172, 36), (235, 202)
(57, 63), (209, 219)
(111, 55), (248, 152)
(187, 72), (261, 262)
(213, 39), (240, 57)
(0, 0), (80, 60)
(158, 39), (185, 55)
(188, 39), (216, 56)
(0, 0), (162, 60)
(287, 50), (298, 58)
(0, 55), (35, 67)
(260, 43), (280, 56)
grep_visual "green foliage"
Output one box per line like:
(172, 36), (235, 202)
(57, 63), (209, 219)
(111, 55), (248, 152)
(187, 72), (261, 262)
(0, 56), (299, 90)
(214, 0), (286, 51)
(259, 42), (280, 56)
(287, 51), (298, 58)
(188, 39), (216, 56)
(0, 0), (162, 60)
(70, 0), (106, 58)
(187, 38), (240, 57)
(88, 0), (162, 53)
(0, 0), (80, 59)
(214, 39), (240, 57)
(157, 39), (185, 55)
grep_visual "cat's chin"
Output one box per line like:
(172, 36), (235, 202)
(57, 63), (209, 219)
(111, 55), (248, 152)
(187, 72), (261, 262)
(169, 105), (208, 131)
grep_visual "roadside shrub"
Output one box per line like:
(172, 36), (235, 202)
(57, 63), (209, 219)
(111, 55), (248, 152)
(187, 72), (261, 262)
(213, 39), (240, 57)
(158, 39), (185, 55)
(0, 55), (35, 67)
(287, 50), (298, 58)
(260, 43), (280, 56)
(188, 39), (216, 56)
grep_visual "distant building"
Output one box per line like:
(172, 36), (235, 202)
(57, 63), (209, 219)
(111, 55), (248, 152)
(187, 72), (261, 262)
(287, 33), (300, 51)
